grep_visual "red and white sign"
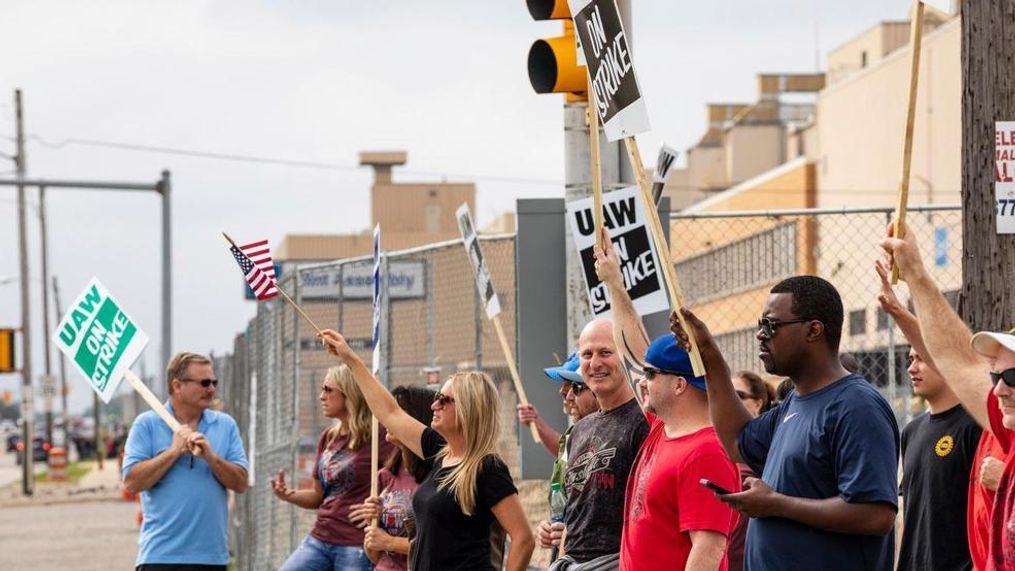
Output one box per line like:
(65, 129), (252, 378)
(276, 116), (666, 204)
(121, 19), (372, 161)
(996, 122), (1015, 234)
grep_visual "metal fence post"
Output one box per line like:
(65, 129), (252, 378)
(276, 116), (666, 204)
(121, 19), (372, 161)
(289, 274), (302, 552)
(885, 211), (898, 420)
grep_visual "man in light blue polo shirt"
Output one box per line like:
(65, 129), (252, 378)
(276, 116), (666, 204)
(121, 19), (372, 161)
(123, 352), (249, 570)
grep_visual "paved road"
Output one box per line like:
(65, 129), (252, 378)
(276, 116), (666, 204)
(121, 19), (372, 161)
(0, 499), (138, 570)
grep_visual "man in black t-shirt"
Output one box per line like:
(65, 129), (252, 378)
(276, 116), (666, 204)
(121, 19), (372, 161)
(544, 319), (650, 570)
(897, 345), (981, 570)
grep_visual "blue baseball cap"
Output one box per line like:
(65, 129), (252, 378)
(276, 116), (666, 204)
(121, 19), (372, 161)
(544, 352), (583, 384)
(643, 335), (706, 390)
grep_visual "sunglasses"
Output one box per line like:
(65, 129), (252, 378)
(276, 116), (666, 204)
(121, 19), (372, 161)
(991, 368), (1015, 388)
(179, 378), (218, 388)
(642, 366), (693, 380)
(757, 317), (811, 337)
(434, 392), (455, 406)
(570, 382), (588, 395)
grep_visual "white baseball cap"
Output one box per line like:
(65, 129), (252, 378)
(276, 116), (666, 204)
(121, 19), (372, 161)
(971, 330), (1015, 359)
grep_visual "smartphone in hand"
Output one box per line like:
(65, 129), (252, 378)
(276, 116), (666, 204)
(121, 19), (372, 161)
(699, 478), (732, 496)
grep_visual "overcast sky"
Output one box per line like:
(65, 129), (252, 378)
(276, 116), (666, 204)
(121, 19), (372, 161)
(0, 0), (925, 414)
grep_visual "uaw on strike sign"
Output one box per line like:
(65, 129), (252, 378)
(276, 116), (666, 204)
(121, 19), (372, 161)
(569, 0), (650, 142)
(52, 278), (148, 403)
(997, 121), (1015, 234)
(566, 186), (669, 319)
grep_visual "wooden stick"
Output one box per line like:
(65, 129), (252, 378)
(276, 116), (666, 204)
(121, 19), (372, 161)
(492, 314), (542, 443)
(222, 232), (323, 334)
(623, 137), (706, 376)
(369, 415), (379, 527)
(124, 370), (201, 456)
(588, 77), (605, 250)
(891, 0), (925, 284)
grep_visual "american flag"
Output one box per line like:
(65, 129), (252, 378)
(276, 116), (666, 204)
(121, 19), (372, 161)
(230, 239), (278, 301)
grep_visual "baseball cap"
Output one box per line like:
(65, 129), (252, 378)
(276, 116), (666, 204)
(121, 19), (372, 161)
(544, 352), (583, 384)
(971, 329), (1015, 359)
(643, 334), (707, 391)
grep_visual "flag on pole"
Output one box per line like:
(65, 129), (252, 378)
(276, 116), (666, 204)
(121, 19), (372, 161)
(230, 239), (278, 301)
(371, 225), (382, 375)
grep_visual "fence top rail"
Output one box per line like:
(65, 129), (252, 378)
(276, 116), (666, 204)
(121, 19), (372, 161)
(669, 203), (961, 220)
(293, 232), (516, 272)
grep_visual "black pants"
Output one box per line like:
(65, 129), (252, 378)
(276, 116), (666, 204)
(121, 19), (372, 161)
(137, 565), (226, 571)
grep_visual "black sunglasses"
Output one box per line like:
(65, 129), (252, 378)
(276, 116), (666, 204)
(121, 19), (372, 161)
(434, 391), (455, 406)
(757, 317), (811, 337)
(991, 368), (1015, 388)
(570, 382), (588, 395)
(180, 378), (218, 388)
(642, 366), (693, 380)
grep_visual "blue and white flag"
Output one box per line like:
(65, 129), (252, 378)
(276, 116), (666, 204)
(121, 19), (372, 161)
(372, 225), (382, 374)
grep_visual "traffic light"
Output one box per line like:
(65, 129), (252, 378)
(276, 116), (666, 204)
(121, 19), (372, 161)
(0, 328), (14, 373)
(526, 0), (587, 100)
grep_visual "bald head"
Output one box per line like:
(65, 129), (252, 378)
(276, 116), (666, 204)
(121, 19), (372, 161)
(578, 318), (632, 410)
(579, 318), (614, 347)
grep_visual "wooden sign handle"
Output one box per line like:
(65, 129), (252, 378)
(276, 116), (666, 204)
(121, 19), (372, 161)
(891, 0), (925, 284)
(493, 315), (542, 444)
(588, 76), (605, 250)
(124, 370), (202, 457)
(623, 137), (706, 376)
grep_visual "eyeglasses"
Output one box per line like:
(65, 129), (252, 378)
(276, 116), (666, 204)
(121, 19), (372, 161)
(735, 390), (757, 401)
(433, 392), (455, 406)
(642, 366), (693, 380)
(570, 382), (588, 395)
(179, 378), (218, 388)
(757, 317), (811, 337)
(991, 368), (1015, 388)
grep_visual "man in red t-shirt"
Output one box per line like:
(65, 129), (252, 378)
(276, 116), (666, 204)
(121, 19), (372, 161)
(970, 431), (1006, 570)
(881, 225), (1015, 570)
(594, 231), (740, 571)
(618, 334), (741, 571)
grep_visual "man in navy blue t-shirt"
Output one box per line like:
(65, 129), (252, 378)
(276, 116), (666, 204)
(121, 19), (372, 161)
(672, 276), (899, 571)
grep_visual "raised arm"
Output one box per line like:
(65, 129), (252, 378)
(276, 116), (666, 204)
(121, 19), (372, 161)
(880, 226), (991, 428)
(517, 404), (561, 456)
(319, 329), (427, 458)
(875, 260), (937, 373)
(674, 308), (752, 463)
(594, 227), (650, 363)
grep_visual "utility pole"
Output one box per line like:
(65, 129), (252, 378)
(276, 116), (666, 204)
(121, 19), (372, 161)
(53, 277), (69, 450)
(14, 88), (34, 496)
(39, 185), (54, 446)
(959, 2), (1015, 329)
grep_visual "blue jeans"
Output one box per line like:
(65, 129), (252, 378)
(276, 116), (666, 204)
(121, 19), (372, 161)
(278, 535), (373, 571)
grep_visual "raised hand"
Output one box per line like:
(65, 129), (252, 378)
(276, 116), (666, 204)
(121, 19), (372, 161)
(271, 469), (294, 502)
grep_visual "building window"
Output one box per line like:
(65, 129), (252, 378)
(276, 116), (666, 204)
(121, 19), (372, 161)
(860, 51), (868, 68)
(676, 222), (797, 305)
(876, 307), (890, 331)
(849, 309), (866, 336)
(713, 326), (759, 374)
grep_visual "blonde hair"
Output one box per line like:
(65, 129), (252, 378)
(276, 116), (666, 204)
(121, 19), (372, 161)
(166, 352), (211, 396)
(435, 371), (502, 515)
(325, 365), (372, 451)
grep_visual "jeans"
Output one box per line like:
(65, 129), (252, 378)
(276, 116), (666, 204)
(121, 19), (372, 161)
(278, 535), (373, 571)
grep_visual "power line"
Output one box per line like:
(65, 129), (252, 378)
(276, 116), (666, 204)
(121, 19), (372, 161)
(24, 134), (564, 187)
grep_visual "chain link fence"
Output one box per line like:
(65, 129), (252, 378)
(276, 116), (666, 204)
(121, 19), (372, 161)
(671, 204), (962, 425)
(219, 205), (961, 570)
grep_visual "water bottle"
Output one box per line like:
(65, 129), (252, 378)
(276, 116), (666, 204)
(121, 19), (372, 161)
(549, 482), (566, 561)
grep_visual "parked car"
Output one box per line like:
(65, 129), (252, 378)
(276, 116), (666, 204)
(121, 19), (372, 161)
(5, 432), (19, 453)
(15, 435), (50, 465)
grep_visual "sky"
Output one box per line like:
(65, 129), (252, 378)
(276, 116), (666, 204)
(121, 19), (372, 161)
(0, 0), (928, 414)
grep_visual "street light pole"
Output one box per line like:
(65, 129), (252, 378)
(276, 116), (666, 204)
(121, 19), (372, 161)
(39, 185), (54, 446)
(15, 88), (34, 496)
(159, 170), (172, 396)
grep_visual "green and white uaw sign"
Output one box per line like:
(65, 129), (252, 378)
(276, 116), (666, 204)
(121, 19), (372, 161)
(52, 278), (149, 404)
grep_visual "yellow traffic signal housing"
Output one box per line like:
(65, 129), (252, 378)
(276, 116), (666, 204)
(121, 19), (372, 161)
(0, 328), (14, 373)
(526, 0), (587, 101)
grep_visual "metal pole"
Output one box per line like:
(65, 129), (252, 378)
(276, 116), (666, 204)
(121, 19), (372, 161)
(15, 88), (34, 496)
(159, 170), (172, 399)
(39, 185), (54, 446)
(53, 277), (69, 451)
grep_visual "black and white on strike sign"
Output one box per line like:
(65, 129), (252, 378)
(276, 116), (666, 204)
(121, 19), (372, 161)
(569, 0), (650, 141)
(566, 186), (668, 318)
(456, 204), (501, 318)
(651, 144), (679, 204)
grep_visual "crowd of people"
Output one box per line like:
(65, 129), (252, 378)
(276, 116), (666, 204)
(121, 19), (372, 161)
(118, 221), (1015, 571)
